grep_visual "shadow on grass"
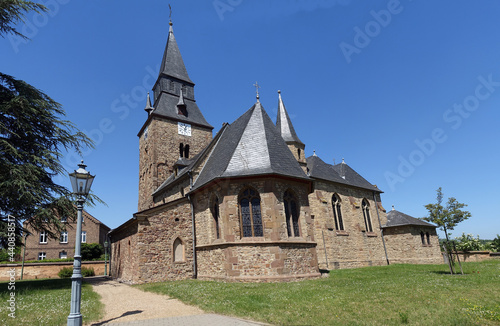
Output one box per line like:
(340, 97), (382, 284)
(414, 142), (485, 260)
(89, 310), (143, 325)
(0, 278), (72, 294)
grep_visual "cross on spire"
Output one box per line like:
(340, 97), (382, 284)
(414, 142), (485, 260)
(253, 81), (261, 100)
(169, 4), (172, 26)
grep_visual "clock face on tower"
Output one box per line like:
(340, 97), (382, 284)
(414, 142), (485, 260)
(178, 122), (191, 136)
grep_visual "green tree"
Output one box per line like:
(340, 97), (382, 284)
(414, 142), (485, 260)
(0, 1), (96, 246)
(454, 233), (484, 252)
(0, 0), (46, 40)
(423, 187), (471, 243)
(491, 235), (500, 253)
(81, 243), (104, 261)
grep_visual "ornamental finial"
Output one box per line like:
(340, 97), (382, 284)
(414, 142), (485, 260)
(253, 81), (261, 101)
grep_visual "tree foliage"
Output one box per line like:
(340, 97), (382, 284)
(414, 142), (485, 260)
(0, 2), (97, 246)
(81, 243), (104, 261)
(0, 0), (46, 39)
(423, 187), (471, 242)
(454, 233), (484, 252)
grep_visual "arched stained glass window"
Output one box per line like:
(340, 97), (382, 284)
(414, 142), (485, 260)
(240, 188), (263, 237)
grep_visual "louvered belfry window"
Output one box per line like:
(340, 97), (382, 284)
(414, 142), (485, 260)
(240, 188), (263, 237)
(284, 190), (300, 237)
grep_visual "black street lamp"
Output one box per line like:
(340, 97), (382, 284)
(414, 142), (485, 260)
(67, 160), (95, 326)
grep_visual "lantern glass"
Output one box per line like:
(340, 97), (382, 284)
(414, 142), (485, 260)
(69, 160), (95, 196)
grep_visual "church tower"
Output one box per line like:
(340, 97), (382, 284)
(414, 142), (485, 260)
(137, 21), (213, 211)
(276, 91), (307, 171)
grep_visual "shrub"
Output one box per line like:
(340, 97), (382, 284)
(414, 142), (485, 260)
(82, 267), (95, 277)
(81, 243), (104, 260)
(454, 233), (484, 252)
(58, 267), (73, 278)
(58, 266), (95, 278)
(491, 234), (500, 252)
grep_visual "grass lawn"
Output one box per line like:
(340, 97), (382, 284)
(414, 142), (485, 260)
(137, 260), (500, 326)
(0, 278), (103, 326)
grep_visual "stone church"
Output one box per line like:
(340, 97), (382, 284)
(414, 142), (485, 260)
(109, 22), (443, 283)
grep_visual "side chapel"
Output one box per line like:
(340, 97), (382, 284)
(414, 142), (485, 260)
(109, 21), (443, 283)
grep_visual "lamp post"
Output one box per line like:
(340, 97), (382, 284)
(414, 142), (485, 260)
(104, 240), (108, 276)
(67, 160), (95, 326)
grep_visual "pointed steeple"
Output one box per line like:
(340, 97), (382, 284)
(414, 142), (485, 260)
(276, 90), (304, 145)
(144, 92), (153, 115)
(146, 20), (213, 130)
(158, 21), (193, 84)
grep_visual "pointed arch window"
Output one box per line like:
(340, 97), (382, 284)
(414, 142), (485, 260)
(239, 188), (263, 237)
(426, 232), (431, 245)
(362, 199), (373, 232)
(173, 238), (185, 262)
(284, 190), (300, 237)
(212, 197), (221, 239)
(420, 231), (425, 245)
(332, 194), (344, 231)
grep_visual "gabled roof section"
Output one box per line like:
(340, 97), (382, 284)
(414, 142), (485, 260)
(192, 101), (309, 191)
(159, 23), (193, 84)
(276, 91), (303, 145)
(306, 155), (347, 184)
(306, 155), (381, 193)
(383, 208), (436, 228)
(332, 161), (381, 192)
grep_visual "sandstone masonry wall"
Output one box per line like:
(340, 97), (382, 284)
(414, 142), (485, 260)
(310, 181), (388, 269)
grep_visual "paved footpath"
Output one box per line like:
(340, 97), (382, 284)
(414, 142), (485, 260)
(85, 277), (268, 326)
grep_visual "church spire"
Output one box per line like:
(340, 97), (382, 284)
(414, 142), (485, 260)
(158, 19), (193, 84)
(276, 90), (304, 145)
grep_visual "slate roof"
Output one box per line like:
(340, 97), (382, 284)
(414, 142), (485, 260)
(383, 209), (436, 228)
(148, 24), (213, 129)
(159, 24), (193, 84)
(152, 93), (212, 128)
(276, 91), (303, 145)
(306, 155), (381, 193)
(191, 101), (309, 191)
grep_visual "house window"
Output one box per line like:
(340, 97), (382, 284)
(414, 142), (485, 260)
(61, 216), (67, 223)
(284, 190), (300, 237)
(81, 231), (87, 243)
(59, 251), (67, 259)
(173, 238), (184, 262)
(426, 232), (431, 245)
(362, 199), (373, 232)
(332, 194), (344, 231)
(239, 188), (263, 237)
(213, 197), (220, 239)
(420, 231), (425, 245)
(184, 145), (190, 159)
(297, 148), (301, 159)
(38, 252), (46, 260)
(179, 143), (184, 158)
(60, 231), (68, 243)
(39, 231), (47, 244)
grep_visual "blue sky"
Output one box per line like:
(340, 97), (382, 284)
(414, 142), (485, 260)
(2, 0), (499, 240)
